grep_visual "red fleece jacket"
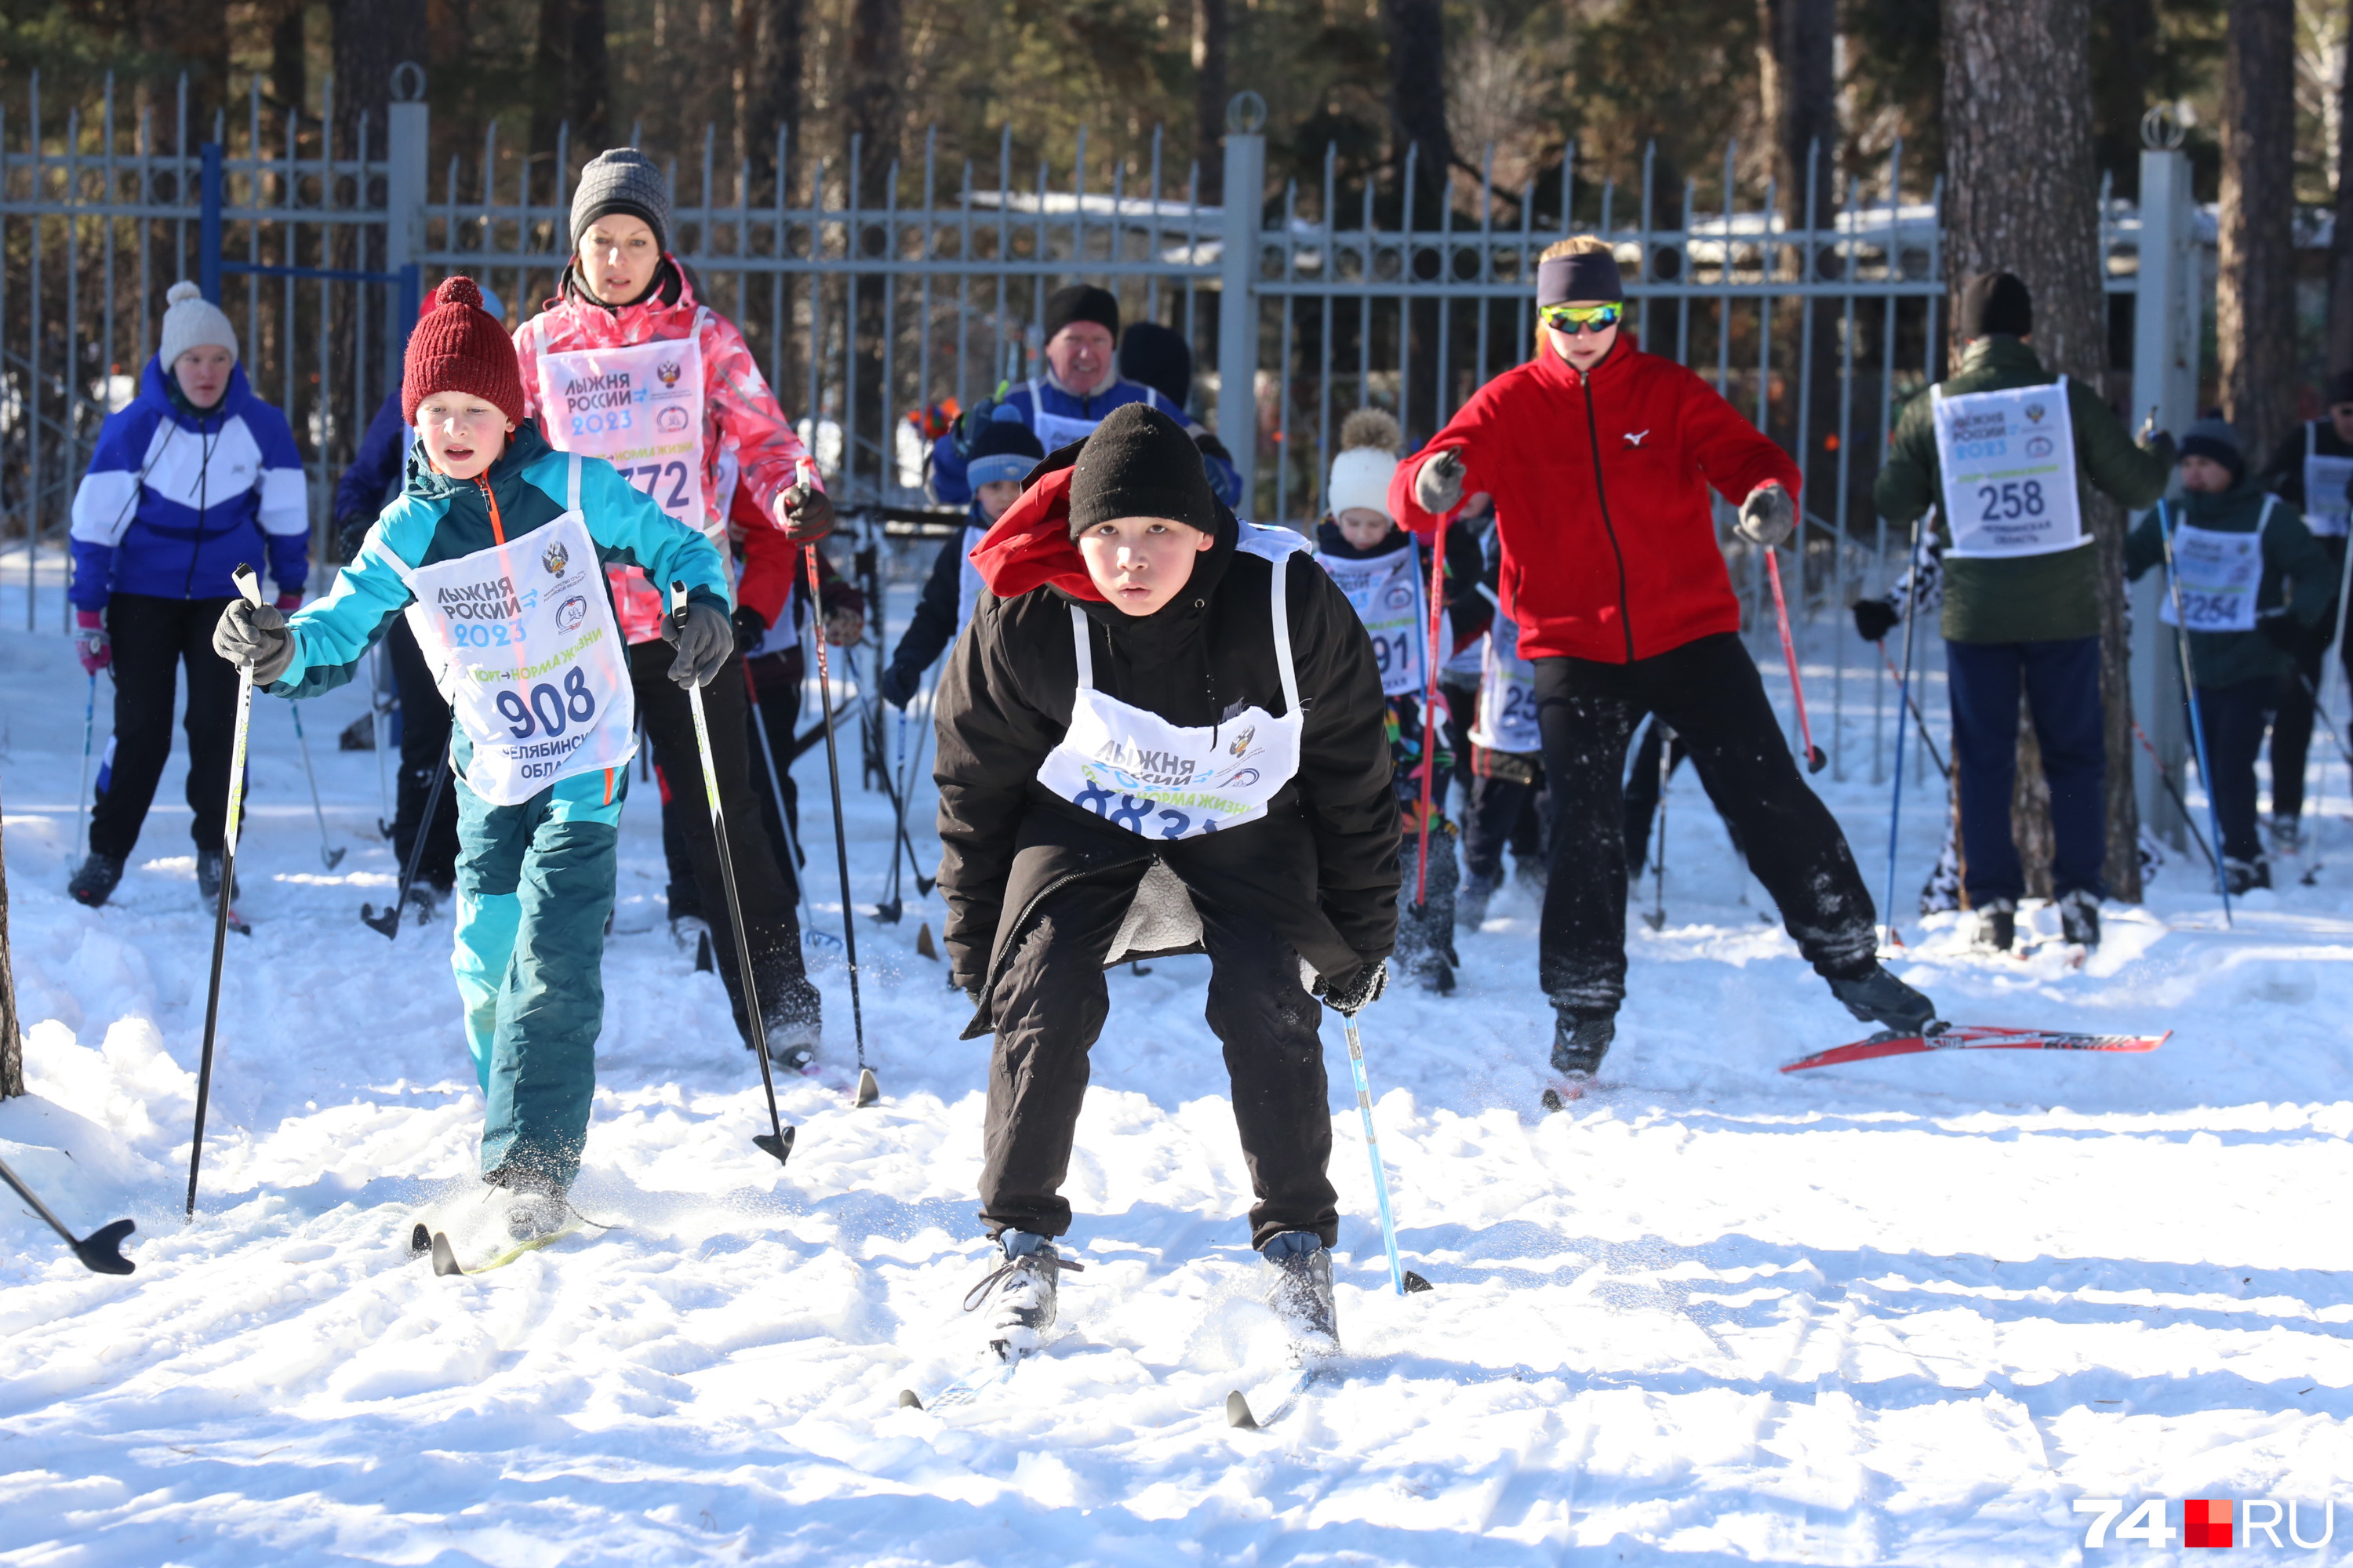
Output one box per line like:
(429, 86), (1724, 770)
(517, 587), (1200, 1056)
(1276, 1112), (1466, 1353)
(1388, 337), (1800, 664)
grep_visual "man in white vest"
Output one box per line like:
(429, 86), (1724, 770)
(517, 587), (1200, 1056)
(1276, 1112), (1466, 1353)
(1866, 271), (2174, 951)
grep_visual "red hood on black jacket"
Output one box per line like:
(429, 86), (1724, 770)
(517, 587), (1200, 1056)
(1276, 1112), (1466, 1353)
(1388, 334), (1800, 664)
(968, 449), (1108, 603)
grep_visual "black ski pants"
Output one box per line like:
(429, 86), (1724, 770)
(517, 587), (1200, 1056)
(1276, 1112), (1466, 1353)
(387, 614), (460, 890)
(1533, 631), (1879, 1017)
(2198, 678), (2278, 865)
(90, 593), (239, 860)
(979, 857), (1338, 1251)
(631, 639), (817, 1038)
(742, 650), (807, 895)
(2268, 538), (2345, 823)
(1463, 769), (1548, 882)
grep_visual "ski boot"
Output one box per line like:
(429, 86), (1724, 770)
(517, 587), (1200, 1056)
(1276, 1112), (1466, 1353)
(2057, 887), (2100, 950)
(195, 849), (240, 911)
(490, 1172), (569, 1242)
(1413, 953), (1457, 995)
(1262, 1231), (1340, 1361)
(404, 883), (441, 925)
(2224, 856), (2271, 896)
(2269, 813), (2303, 858)
(962, 1231), (1082, 1362)
(67, 851), (125, 908)
(1826, 962), (1937, 1039)
(1457, 868), (1500, 929)
(1543, 1011), (1615, 1110)
(1973, 897), (2017, 952)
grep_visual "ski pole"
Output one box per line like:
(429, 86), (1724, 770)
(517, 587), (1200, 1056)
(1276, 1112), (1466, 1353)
(361, 742), (449, 938)
(1645, 721), (1671, 932)
(741, 660), (838, 951)
(188, 566), (264, 1220)
(795, 461), (878, 1108)
(1413, 509), (1450, 906)
(371, 644), (392, 836)
(0, 1152), (136, 1275)
(670, 583), (796, 1166)
(2297, 669), (2353, 771)
(1880, 512), (1926, 949)
(2133, 719), (2220, 878)
(1766, 547), (1827, 772)
(876, 705), (908, 922)
(1874, 638), (1949, 777)
(73, 671), (97, 864)
(1338, 1006), (1427, 1297)
(288, 701), (345, 870)
(2158, 501), (2234, 926)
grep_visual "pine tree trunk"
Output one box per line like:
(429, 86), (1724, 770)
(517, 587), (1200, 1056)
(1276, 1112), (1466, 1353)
(734, 0), (802, 198)
(0, 806), (22, 1101)
(1941, 0), (2141, 901)
(2219, 0), (2300, 461)
(1758, 0), (1839, 510)
(2328, 0), (2353, 375)
(529, 0), (612, 163)
(1193, 0), (1227, 206)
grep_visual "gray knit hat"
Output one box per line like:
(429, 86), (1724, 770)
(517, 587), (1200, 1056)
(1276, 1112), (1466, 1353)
(158, 280), (237, 369)
(2180, 415), (2246, 484)
(570, 149), (671, 254)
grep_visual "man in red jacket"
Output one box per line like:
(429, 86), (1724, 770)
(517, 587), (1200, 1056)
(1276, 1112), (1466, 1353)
(1390, 237), (1934, 1090)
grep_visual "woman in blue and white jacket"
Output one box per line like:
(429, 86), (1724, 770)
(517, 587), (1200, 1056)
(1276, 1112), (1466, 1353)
(66, 282), (309, 911)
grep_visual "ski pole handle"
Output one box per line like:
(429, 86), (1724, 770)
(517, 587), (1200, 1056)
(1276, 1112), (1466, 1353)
(232, 563), (261, 609)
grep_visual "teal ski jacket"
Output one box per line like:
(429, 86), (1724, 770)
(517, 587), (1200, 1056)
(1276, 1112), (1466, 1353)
(269, 420), (727, 701)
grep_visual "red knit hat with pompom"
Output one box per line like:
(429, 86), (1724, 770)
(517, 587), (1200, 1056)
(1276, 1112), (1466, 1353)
(402, 275), (526, 428)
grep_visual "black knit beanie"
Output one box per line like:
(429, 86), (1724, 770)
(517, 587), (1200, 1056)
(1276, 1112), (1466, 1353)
(2327, 370), (2353, 409)
(1118, 321), (1194, 409)
(1958, 271), (2034, 340)
(1067, 404), (1219, 538)
(1044, 284), (1121, 344)
(2180, 415), (2247, 484)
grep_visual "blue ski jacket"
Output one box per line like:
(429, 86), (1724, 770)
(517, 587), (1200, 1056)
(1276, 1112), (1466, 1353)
(268, 420), (728, 704)
(69, 356), (310, 608)
(927, 375), (1239, 508)
(333, 391), (412, 537)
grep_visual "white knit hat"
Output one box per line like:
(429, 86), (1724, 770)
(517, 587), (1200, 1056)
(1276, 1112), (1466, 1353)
(158, 281), (238, 369)
(1328, 407), (1401, 518)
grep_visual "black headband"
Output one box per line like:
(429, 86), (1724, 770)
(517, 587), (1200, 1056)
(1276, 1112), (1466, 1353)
(1537, 251), (1624, 307)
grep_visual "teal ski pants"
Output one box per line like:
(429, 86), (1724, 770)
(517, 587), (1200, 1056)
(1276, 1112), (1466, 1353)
(450, 765), (626, 1186)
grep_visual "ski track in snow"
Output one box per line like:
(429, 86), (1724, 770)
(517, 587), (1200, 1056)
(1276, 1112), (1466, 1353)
(5, 567), (2353, 1565)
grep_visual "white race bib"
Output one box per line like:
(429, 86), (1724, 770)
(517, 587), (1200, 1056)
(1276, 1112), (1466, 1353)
(2304, 424), (2353, 540)
(1470, 615), (1542, 754)
(1933, 378), (2085, 559)
(2158, 500), (2271, 635)
(1317, 541), (1430, 697)
(399, 461), (636, 806)
(1035, 552), (1304, 840)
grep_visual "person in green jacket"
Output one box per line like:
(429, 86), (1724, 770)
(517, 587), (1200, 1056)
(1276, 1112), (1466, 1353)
(2127, 417), (2335, 893)
(213, 278), (733, 1244)
(1863, 271), (2174, 951)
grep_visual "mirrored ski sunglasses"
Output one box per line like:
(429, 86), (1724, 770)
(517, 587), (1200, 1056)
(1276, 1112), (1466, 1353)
(1538, 302), (1624, 335)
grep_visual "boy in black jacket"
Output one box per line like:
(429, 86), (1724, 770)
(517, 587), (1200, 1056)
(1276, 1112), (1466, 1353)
(934, 405), (1398, 1365)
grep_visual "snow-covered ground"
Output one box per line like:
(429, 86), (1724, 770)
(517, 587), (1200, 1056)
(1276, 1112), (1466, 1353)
(6, 554), (2353, 1566)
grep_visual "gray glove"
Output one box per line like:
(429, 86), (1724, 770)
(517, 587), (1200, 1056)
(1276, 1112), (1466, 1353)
(1735, 482), (1795, 548)
(663, 599), (734, 688)
(213, 600), (295, 685)
(1314, 959), (1388, 1016)
(1413, 449), (1465, 515)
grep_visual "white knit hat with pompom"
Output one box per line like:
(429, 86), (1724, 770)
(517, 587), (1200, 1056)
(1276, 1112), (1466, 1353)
(158, 281), (238, 369)
(1327, 406), (1402, 518)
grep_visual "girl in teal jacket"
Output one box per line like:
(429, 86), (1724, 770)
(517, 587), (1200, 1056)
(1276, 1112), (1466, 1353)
(216, 278), (730, 1241)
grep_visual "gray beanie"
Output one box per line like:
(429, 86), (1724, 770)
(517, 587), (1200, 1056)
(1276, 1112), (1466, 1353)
(570, 149), (671, 254)
(158, 280), (237, 369)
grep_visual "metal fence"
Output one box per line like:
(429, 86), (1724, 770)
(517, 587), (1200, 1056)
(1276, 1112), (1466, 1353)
(3, 71), (2190, 792)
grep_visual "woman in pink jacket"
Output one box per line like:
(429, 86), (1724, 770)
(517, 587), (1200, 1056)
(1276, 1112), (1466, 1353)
(513, 148), (833, 1068)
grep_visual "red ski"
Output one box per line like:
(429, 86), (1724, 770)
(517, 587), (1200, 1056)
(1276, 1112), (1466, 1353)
(1782, 1024), (2169, 1073)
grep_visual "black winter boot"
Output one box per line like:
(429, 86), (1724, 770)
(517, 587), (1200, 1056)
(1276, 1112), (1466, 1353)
(963, 1232), (1083, 1361)
(67, 851), (125, 908)
(1263, 1231), (1340, 1360)
(1826, 963), (1937, 1036)
(1550, 1012), (1615, 1079)
(2057, 888), (2100, 949)
(1973, 897), (2017, 952)
(195, 849), (239, 911)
